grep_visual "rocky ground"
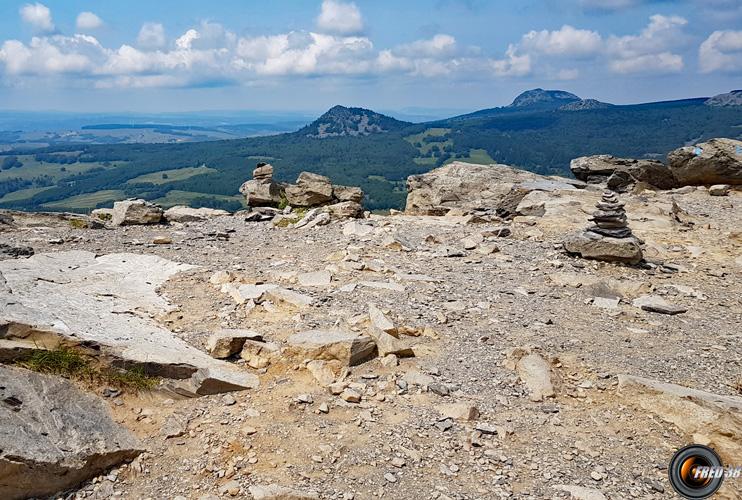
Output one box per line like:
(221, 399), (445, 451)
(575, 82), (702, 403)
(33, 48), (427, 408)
(1, 177), (741, 500)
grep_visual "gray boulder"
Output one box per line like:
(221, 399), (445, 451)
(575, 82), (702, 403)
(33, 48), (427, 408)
(111, 199), (164, 226)
(239, 179), (285, 207)
(668, 138), (742, 185)
(563, 231), (643, 264)
(0, 365), (143, 500)
(323, 201), (363, 219)
(285, 172), (334, 207)
(570, 155), (677, 190)
(333, 185), (364, 203)
(405, 161), (547, 215)
(164, 206), (230, 222)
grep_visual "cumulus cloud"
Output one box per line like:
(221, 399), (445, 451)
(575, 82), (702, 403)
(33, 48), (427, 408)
(605, 14), (687, 73)
(520, 25), (603, 57)
(699, 30), (742, 73)
(76, 12), (103, 31)
(316, 0), (364, 35)
(20, 3), (54, 32)
(0, 35), (101, 76)
(137, 22), (166, 49)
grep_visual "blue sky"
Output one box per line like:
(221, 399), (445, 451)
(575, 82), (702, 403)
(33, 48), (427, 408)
(0, 0), (740, 113)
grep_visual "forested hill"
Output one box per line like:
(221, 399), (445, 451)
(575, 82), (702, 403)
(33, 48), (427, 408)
(1, 90), (740, 213)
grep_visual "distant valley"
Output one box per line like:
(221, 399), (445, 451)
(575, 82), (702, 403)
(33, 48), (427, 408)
(1, 89), (740, 212)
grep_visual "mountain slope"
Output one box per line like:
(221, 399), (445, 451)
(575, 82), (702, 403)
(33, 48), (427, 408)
(508, 88), (581, 109)
(297, 105), (411, 138)
(1, 91), (740, 213)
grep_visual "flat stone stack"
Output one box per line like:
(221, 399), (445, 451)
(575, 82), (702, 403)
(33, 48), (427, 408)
(563, 191), (643, 264)
(587, 191), (632, 238)
(239, 163), (285, 207)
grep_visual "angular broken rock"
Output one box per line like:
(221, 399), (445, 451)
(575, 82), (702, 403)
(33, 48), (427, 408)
(306, 360), (342, 386)
(240, 340), (280, 369)
(342, 221), (374, 237)
(248, 484), (319, 500)
(0, 251), (258, 395)
(206, 329), (263, 359)
(563, 231), (643, 265)
(367, 327), (414, 358)
(0, 365), (143, 500)
(511, 352), (555, 402)
(368, 304), (396, 334)
(436, 403), (480, 421)
(111, 199), (163, 226)
(264, 287), (314, 308)
(618, 374), (742, 462)
(632, 295), (687, 315)
(285, 172), (334, 207)
(298, 270), (332, 287)
(553, 485), (608, 500)
(285, 330), (376, 366)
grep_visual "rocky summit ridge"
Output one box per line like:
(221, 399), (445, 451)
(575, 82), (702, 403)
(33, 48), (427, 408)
(298, 105), (410, 138)
(0, 136), (741, 499)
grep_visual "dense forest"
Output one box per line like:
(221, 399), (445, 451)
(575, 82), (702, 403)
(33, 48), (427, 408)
(0, 93), (740, 213)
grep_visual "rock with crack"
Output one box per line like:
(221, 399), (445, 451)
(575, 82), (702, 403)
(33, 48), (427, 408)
(570, 155), (676, 190)
(206, 329), (263, 359)
(0, 365), (143, 500)
(618, 374), (742, 462)
(0, 251), (258, 395)
(632, 295), (687, 315)
(111, 199), (164, 226)
(285, 172), (334, 207)
(367, 327), (414, 358)
(240, 340), (280, 369)
(285, 329), (376, 366)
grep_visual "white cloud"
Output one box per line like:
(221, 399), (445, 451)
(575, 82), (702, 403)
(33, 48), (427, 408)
(395, 34), (458, 58)
(699, 30), (742, 73)
(490, 44), (532, 76)
(0, 35), (102, 76)
(76, 12), (103, 31)
(19, 3), (54, 32)
(137, 22), (166, 50)
(605, 14), (687, 73)
(316, 0), (364, 35)
(520, 25), (603, 57)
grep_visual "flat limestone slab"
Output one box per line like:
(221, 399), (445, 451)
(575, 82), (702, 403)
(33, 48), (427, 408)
(0, 251), (258, 395)
(0, 365), (143, 500)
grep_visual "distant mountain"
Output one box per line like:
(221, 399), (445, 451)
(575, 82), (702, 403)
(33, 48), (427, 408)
(705, 90), (742, 107)
(2, 89), (740, 214)
(298, 105), (411, 138)
(560, 99), (614, 111)
(508, 88), (581, 109)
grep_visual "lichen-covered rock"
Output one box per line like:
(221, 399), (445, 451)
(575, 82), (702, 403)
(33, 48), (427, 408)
(111, 199), (163, 226)
(0, 365), (143, 500)
(285, 172), (334, 207)
(668, 138), (742, 185)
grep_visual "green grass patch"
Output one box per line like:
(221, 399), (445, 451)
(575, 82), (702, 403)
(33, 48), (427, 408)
(19, 347), (159, 392)
(0, 156), (123, 182)
(126, 165), (217, 185)
(0, 186), (53, 203)
(42, 189), (126, 210)
(153, 190), (246, 209)
(464, 148), (496, 165)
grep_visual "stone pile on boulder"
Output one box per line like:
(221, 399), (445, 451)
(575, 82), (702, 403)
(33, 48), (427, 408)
(240, 162), (365, 220)
(563, 191), (643, 264)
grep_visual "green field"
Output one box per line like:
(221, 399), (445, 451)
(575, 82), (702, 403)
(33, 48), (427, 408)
(42, 190), (126, 210)
(0, 186), (53, 203)
(404, 128), (452, 155)
(153, 190), (246, 209)
(450, 148), (495, 165)
(126, 165), (216, 185)
(0, 155), (124, 182)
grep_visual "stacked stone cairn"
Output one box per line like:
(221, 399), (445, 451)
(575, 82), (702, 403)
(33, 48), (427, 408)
(563, 190), (643, 264)
(588, 191), (632, 238)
